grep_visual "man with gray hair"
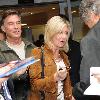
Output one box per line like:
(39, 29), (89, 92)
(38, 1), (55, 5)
(73, 0), (100, 100)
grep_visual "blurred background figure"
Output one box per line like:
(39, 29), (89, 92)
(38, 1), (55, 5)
(59, 14), (81, 87)
(67, 35), (81, 87)
(34, 34), (44, 47)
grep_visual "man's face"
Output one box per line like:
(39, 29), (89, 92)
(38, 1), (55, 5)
(1, 15), (22, 39)
(84, 12), (99, 28)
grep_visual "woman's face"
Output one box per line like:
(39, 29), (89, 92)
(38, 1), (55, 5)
(51, 25), (69, 49)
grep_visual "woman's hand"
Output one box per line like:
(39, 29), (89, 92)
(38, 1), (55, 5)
(54, 68), (67, 82)
(58, 68), (67, 81)
(72, 96), (76, 100)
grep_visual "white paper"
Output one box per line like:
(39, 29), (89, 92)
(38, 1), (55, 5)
(84, 67), (100, 95)
(84, 83), (100, 95)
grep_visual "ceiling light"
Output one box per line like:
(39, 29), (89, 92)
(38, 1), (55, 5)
(52, 8), (56, 10)
(72, 10), (77, 13)
(21, 23), (27, 26)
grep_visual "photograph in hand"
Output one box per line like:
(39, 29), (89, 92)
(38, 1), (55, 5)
(84, 67), (100, 95)
(0, 57), (40, 78)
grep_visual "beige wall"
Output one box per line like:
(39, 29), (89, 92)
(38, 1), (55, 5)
(72, 17), (89, 42)
(73, 17), (83, 42)
(32, 25), (45, 42)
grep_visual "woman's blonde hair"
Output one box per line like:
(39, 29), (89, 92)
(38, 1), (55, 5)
(44, 16), (71, 52)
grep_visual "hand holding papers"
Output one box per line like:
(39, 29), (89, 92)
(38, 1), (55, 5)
(0, 63), (14, 87)
(84, 67), (100, 95)
(0, 57), (39, 78)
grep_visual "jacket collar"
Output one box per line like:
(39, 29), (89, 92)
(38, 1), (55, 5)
(43, 43), (70, 69)
(22, 38), (34, 49)
(43, 43), (66, 61)
(0, 38), (34, 52)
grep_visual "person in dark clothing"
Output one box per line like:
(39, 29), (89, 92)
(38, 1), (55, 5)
(34, 34), (44, 47)
(67, 36), (81, 87)
(59, 14), (81, 87)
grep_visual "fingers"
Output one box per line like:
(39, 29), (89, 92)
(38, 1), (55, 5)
(15, 67), (27, 76)
(54, 68), (68, 82)
(0, 61), (18, 75)
(0, 63), (7, 68)
(0, 66), (11, 75)
(9, 60), (19, 64)
(58, 72), (67, 81)
(58, 68), (67, 76)
(0, 77), (9, 88)
(7, 60), (19, 69)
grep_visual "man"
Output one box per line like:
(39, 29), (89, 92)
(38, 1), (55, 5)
(0, 9), (35, 100)
(73, 0), (100, 100)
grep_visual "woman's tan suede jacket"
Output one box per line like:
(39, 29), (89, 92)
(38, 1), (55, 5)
(28, 44), (72, 100)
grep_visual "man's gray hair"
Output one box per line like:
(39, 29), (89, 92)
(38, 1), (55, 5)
(94, 0), (100, 14)
(79, 0), (100, 21)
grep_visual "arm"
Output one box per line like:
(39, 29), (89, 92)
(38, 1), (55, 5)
(74, 37), (100, 96)
(0, 51), (26, 79)
(29, 62), (57, 93)
(0, 63), (13, 89)
(80, 38), (100, 85)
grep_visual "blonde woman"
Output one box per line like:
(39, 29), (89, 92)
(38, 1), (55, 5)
(28, 16), (75, 100)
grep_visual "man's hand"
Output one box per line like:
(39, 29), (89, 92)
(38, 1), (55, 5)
(0, 61), (18, 88)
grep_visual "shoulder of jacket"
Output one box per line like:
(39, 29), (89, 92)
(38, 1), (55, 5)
(22, 38), (35, 47)
(0, 41), (6, 49)
(0, 40), (4, 45)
